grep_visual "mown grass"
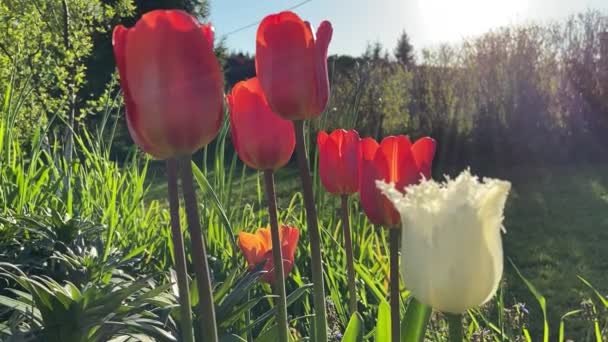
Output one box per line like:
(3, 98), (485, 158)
(148, 160), (608, 339)
(493, 163), (608, 339)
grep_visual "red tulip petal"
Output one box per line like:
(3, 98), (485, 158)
(161, 9), (200, 30)
(312, 20), (333, 115)
(227, 90), (250, 167)
(359, 137), (385, 224)
(359, 156), (387, 225)
(358, 137), (403, 226)
(358, 137), (378, 194)
(359, 138), (380, 162)
(125, 10), (223, 157)
(328, 129), (346, 149)
(258, 228), (272, 251)
(238, 231), (266, 269)
(339, 130), (361, 193)
(262, 259), (275, 283)
(379, 136), (420, 189)
(228, 78), (295, 170)
(256, 11), (317, 119)
(280, 225), (300, 265)
(411, 137), (437, 179)
(319, 135), (341, 193)
(113, 26), (167, 158)
(373, 149), (401, 226)
(317, 130), (329, 147)
(199, 22), (214, 46)
(258, 226), (299, 284)
(257, 12), (313, 46)
(323, 129), (360, 194)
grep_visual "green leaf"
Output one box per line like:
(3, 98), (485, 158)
(510, 259), (549, 342)
(375, 299), (391, 342)
(578, 276), (608, 308)
(401, 297), (432, 342)
(241, 284), (312, 334)
(220, 334), (248, 342)
(190, 162), (238, 255)
(342, 312), (364, 342)
(558, 309), (582, 342)
(0, 295), (37, 317)
(254, 325), (279, 342)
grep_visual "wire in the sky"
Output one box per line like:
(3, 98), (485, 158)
(222, 0), (313, 37)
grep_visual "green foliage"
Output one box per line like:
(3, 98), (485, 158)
(321, 48), (412, 138)
(400, 298), (431, 342)
(0, 263), (177, 341)
(0, 0), (134, 142)
(342, 312), (364, 342)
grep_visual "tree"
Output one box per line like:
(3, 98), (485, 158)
(129, 0), (208, 19)
(394, 30), (415, 68)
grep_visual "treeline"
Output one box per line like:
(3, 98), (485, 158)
(226, 11), (608, 170)
(2, 1), (607, 170)
(330, 11), (608, 170)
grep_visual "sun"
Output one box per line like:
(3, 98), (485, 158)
(417, 0), (529, 43)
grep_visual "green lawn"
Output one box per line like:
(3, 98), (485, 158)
(146, 161), (608, 339)
(494, 163), (608, 338)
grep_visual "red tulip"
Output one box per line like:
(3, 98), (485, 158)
(113, 10), (224, 159)
(255, 11), (333, 120)
(238, 226), (300, 284)
(359, 136), (436, 227)
(317, 129), (361, 194)
(227, 78), (295, 170)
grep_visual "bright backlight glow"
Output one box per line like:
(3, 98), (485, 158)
(418, 0), (529, 42)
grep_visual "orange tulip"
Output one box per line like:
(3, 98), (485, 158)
(255, 11), (333, 120)
(317, 129), (361, 194)
(113, 10), (224, 159)
(238, 226), (300, 284)
(359, 136), (436, 227)
(227, 77), (295, 170)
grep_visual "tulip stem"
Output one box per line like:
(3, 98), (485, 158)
(447, 313), (464, 342)
(179, 157), (219, 342)
(166, 159), (195, 342)
(263, 170), (290, 341)
(341, 194), (358, 315)
(390, 228), (401, 342)
(293, 120), (328, 342)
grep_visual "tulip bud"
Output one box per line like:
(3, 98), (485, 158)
(255, 11), (333, 120)
(227, 77), (295, 171)
(113, 10), (224, 159)
(317, 129), (360, 194)
(377, 170), (511, 313)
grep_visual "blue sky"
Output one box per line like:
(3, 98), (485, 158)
(209, 0), (608, 56)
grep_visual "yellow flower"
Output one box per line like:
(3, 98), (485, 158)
(377, 170), (511, 313)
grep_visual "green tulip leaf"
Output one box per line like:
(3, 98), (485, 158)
(342, 312), (364, 342)
(375, 299), (391, 342)
(510, 259), (549, 342)
(401, 297), (432, 342)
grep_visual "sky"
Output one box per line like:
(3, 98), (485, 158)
(209, 0), (608, 57)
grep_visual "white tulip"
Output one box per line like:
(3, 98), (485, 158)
(376, 169), (511, 314)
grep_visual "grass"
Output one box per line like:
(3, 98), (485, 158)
(494, 163), (608, 339)
(147, 160), (608, 339)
